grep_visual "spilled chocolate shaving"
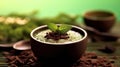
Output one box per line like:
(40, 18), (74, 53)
(98, 44), (116, 54)
(2, 50), (118, 67)
(72, 52), (117, 67)
(3, 50), (37, 67)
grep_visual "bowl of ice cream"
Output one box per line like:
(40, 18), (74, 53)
(83, 10), (116, 32)
(30, 23), (88, 67)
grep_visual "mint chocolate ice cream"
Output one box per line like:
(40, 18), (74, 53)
(34, 29), (82, 43)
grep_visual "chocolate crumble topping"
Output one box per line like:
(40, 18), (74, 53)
(45, 32), (69, 40)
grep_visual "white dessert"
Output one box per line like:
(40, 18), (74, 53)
(34, 29), (82, 43)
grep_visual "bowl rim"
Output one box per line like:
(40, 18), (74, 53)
(30, 24), (87, 45)
(84, 10), (115, 20)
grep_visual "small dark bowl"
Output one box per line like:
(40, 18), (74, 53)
(30, 25), (87, 67)
(83, 10), (116, 32)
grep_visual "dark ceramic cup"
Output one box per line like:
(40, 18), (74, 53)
(30, 25), (87, 67)
(83, 10), (116, 32)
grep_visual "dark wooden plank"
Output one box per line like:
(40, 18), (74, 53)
(87, 42), (120, 56)
(0, 56), (8, 67)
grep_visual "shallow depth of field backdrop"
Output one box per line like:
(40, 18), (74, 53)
(0, 0), (120, 21)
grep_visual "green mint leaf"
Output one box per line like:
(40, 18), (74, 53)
(47, 23), (58, 32)
(58, 24), (72, 34)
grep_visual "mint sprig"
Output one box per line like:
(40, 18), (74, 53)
(47, 23), (72, 34)
(47, 22), (58, 32)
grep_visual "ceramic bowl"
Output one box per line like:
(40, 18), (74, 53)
(30, 24), (88, 67)
(83, 10), (116, 32)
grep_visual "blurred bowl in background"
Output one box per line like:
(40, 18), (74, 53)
(83, 10), (116, 32)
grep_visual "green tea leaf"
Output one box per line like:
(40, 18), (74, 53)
(47, 23), (58, 32)
(58, 24), (72, 34)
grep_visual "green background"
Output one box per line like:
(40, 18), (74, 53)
(0, 0), (120, 21)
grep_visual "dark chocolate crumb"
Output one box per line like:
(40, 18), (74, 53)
(2, 50), (117, 67)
